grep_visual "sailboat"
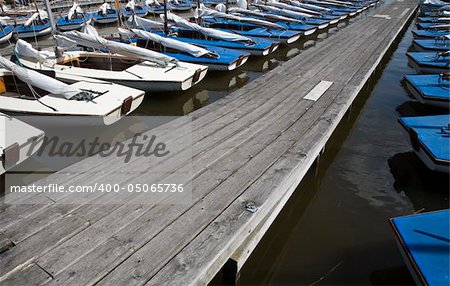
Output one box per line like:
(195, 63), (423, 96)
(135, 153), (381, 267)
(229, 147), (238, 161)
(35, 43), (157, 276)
(418, 22), (450, 29)
(0, 16), (14, 44)
(418, 15), (450, 23)
(15, 11), (52, 38)
(0, 112), (44, 174)
(391, 210), (450, 286)
(169, 0), (193, 11)
(153, 13), (280, 55)
(56, 2), (92, 31)
(301, 0), (359, 16)
(121, 0), (149, 17)
(228, 7), (317, 35)
(420, 0), (449, 13)
(412, 29), (450, 39)
(145, 0), (169, 14)
(286, 0), (349, 20)
(407, 51), (450, 74)
(263, 1), (338, 26)
(15, 26), (208, 92)
(92, 3), (119, 24)
(404, 73), (450, 109)
(195, 6), (302, 44)
(398, 115), (450, 173)
(0, 56), (145, 125)
(117, 27), (251, 71)
(251, 2), (330, 29)
(413, 36), (450, 52)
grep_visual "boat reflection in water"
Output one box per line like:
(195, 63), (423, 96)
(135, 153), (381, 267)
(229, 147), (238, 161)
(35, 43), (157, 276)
(388, 151), (449, 211)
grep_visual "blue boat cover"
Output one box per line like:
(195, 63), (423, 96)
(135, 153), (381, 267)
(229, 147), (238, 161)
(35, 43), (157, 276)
(92, 9), (118, 21)
(418, 16), (450, 22)
(122, 38), (247, 65)
(391, 209), (450, 286)
(272, 21), (316, 32)
(414, 39), (450, 52)
(0, 25), (14, 37)
(318, 5), (358, 14)
(158, 29), (278, 52)
(201, 17), (301, 40)
(407, 52), (450, 69)
(418, 22), (450, 29)
(238, 15), (316, 32)
(146, 5), (166, 13)
(120, 6), (148, 16)
(399, 115), (450, 161)
(15, 20), (50, 33)
(56, 14), (91, 27)
(405, 74), (450, 100)
(412, 29), (450, 38)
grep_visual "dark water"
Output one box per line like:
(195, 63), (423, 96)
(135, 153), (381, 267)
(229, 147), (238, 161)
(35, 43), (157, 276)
(234, 16), (450, 286)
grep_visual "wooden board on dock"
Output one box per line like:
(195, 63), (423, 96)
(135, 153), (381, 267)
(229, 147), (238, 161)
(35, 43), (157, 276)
(0, 1), (418, 285)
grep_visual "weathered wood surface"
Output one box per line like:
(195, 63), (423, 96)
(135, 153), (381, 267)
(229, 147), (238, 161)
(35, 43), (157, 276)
(0, 1), (417, 285)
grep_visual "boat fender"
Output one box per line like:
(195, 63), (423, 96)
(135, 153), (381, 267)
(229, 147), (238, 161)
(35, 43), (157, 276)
(121, 96), (133, 115)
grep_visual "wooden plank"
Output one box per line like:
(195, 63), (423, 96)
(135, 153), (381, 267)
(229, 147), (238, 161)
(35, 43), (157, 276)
(0, 263), (51, 286)
(0, 215), (88, 280)
(95, 82), (345, 286)
(142, 82), (346, 286)
(304, 81), (334, 101)
(0, 232), (13, 254)
(43, 84), (324, 286)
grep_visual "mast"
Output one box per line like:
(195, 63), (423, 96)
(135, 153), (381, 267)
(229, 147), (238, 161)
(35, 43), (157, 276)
(196, 0), (201, 21)
(163, 0), (168, 34)
(43, 0), (60, 56)
(115, 0), (123, 26)
(32, 0), (40, 19)
(43, 0), (56, 37)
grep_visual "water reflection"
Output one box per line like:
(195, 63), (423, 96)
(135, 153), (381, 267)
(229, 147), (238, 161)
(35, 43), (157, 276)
(388, 152), (449, 211)
(396, 101), (449, 117)
(236, 12), (449, 286)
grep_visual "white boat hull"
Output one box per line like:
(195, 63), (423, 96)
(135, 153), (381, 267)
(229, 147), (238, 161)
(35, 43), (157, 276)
(171, 6), (192, 11)
(16, 26), (52, 39)
(329, 18), (339, 25)
(0, 114), (44, 174)
(317, 22), (329, 29)
(303, 28), (317, 36)
(405, 80), (449, 109)
(0, 70), (146, 125)
(18, 52), (209, 92)
(400, 126), (450, 173)
(207, 54), (249, 71)
(407, 57), (449, 74)
(415, 145), (449, 173)
(93, 17), (118, 24)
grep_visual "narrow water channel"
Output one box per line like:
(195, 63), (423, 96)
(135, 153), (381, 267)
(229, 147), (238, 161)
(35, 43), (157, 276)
(236, 15), (449, 286)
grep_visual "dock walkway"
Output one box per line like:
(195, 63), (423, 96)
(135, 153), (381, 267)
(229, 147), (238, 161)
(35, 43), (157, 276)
(0, 1), (417, 285)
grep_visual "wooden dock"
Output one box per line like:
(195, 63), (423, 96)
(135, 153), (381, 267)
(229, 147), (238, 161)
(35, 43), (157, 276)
(0, 1), (417, 285)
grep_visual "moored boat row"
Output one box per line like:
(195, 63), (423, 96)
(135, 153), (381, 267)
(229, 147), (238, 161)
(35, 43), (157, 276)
(400, 2), (449, 174)
(391, 4), (449, 285)
(0, 0), (379, 173)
